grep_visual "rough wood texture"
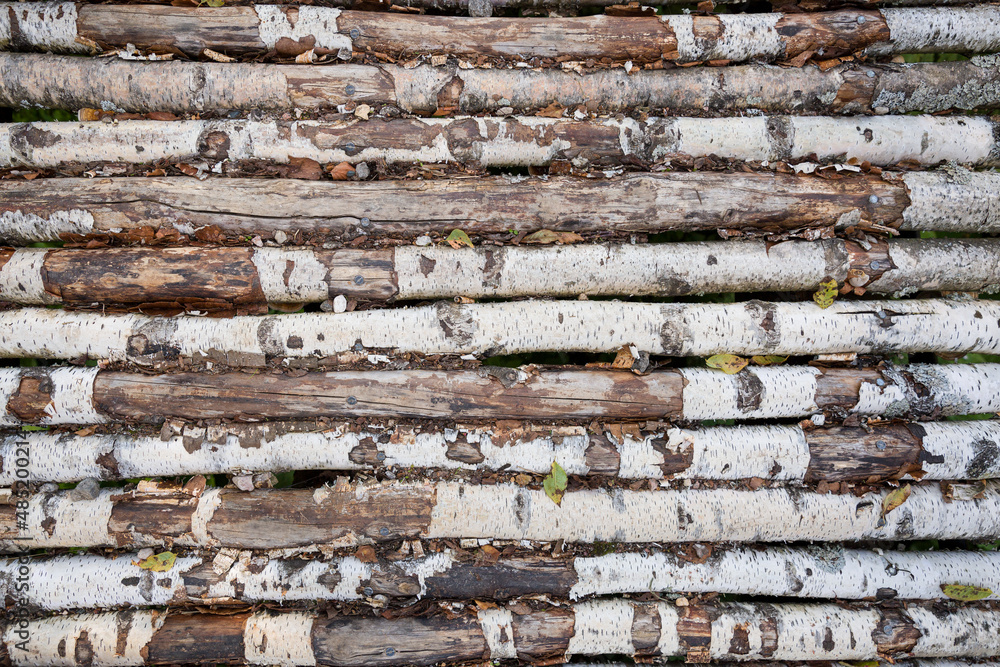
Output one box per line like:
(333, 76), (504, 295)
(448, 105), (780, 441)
(1, 300), (997, 364)
(0, 363), (996, 426)
(2, 480), (1000, 550)
(5, 55), (1000, 116)
(2, 419), (997, 484)
(2, 116), (996, 170)
(2, 602), (1000, 665)
(0, 240), (995, 308)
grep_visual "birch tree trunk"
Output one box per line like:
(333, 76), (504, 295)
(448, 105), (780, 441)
(3, 546), (998, 609)
(1, 240), (996, 311)
(2, 3), (998, 62)
(2, 420), (996, 484)
(0, 300), (996, 362)
(0, 363), (995, 425)
(3, 602), (1000, 664)
(3, 480), (1000, 550)
(4, 53), (1000, 116)
(3, 170), (995, 244)
(3, 116), (997, 169)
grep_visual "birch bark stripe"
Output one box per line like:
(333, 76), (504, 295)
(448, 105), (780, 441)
(2, 480), (999, 550)
(0, 363), (996, 425)
(5, 547), (999, 610)
(6, 54), (1000, 116)
(1, 300), (996, 362)
(4, 420), (995, 484)
(1, 3), (998, 61)
(2, 170), (995, 244)
(3, 603), (1000, 665)
(2, 116), (996, 169)
(2, 240), (995, 308)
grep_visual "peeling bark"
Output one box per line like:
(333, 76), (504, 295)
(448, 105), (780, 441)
(0, 240), (995, 308)
(5, 170), (997, 243)
(0, 363), (995, 425)
(5, 54), (1000, 116)
(2, 480), (1000, 550)
(2, 602), (1000, 664)
(1, 420), (996, 484)
(0, 299), (996, 363)
(2, 116), (997, 170)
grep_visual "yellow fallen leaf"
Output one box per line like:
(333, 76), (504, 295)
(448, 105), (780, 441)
(522, 229), (584, 245)
(446, 229), (474, 249)
(813, 278), (839, 309)
(940, 584), (993, 601)
(136, 552), (177, 572)
(543, 461), (568, 505)
(706, 354), (749, 374)
(751, 355), (788, 366)
(877, 483), (911, 527)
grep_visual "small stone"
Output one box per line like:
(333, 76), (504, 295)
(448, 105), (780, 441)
(38, 482), (60, 494)
(355, 162), (370, 180)
(320, 300), (335, 312)
(873, 106), (890, 115)
(354, 104), (372, 120)
(68, 477), (101, 501)
(333, 295), (348, 313)
(497, 106), (514, 116)
(137, 548), (155, 560)
(273, 230), (288, 244)
(415, 235), (433, 246)
(748, 477), (765, 490)
(675, 596), (689, 607)
(232, 474), (255, 492)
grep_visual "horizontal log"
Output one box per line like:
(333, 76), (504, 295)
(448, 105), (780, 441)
(2, 601), (1000, 665)
(2, 419), (997, 484)
(2, 116), (997, 170)
(3, 546), (999, 610)
(0, 363), (996, 425)
(5, 54), (1000, 116)
(3, 170), (997, 243)
(0, 300), (997, 363)
(1, 240), (997, 311)
(2, 479), (1000, 549)
(1, 3), (998, 62)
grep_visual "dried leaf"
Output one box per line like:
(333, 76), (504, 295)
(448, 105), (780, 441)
(480, 544), (501, 564)
(285, 157), (324, 181)
(326, 161), (355, 180)
(876, 483), (911, 527)
(522, 229), (584, 245)
(74, 426), (97, 437)
(705, 354), (750, 375)
(611, 345), (637, 370)
(203, 0), (225, 6)
(751, 355), (788, 366)
(543, 460), (568, 505)
(537, 102), (566, 118)
(201, 48), (235, 63)
(355, 545), (377, 563)
(812, 278), (839, 309)
(295, 48), (316, 64)
(79, 108), (102, 122)
(474, 599), (499, 609)
(182, 475), (207, 497)
(446, 229), (474, 249)
(136, 552), (177, 572)
(940, 584), (993, 601)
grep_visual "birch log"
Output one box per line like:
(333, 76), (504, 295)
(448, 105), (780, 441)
(2, 116), (997, 170)
(3, 546), (999, 609)
(3, 170), (997, 244)
(0, 363), (996, 424)
(5, 54), (1000, 117)
(0, 300), (996, 362)
(3, 602), (1000, 665)
(3, 480), (1000, 550)
(2, 420), (997, 484)
(0, 240), (995, 312)
(2, 3), (999, 62)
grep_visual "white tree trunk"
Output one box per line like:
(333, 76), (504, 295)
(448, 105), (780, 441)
(3, 546), (998, 610)
(3, 602), (1000, 664)
(2, 116), (996, 169)
(1, 420), (996, 484)
(1, 171), (996, 244)
(4, 53), (999, 116)
(0, 299), (996, 361)
(3, 480), (999, 549)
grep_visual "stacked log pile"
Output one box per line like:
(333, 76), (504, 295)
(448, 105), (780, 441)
(1, 0), (999, 664)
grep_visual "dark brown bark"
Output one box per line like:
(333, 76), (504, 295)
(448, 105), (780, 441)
(0, 173), (910, 244)
(804, 424), (927, 482)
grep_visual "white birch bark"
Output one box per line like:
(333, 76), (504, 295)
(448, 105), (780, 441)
(1, 171), (996, 244)
(1, 116), (995, 169)
(4, 546), (998, 610)
(3, 480), (999, 549)
(3, 604), (1000, 665)
(4, 53), (1000, 116)
(2, 420), (996, 484)
(0, 299), (997, 361)
(867, 6), (1000, 55)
